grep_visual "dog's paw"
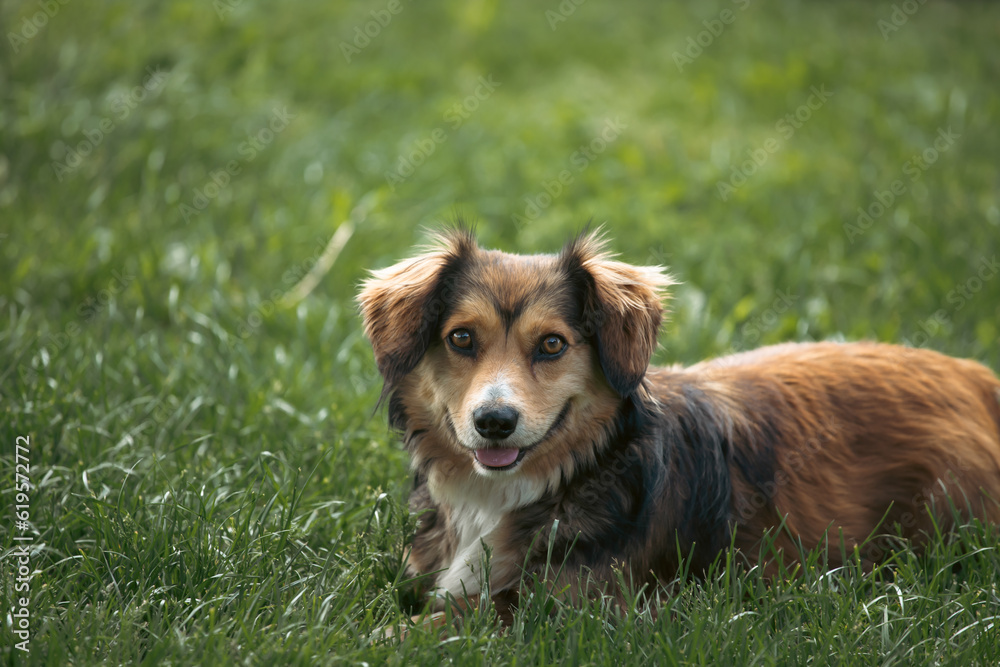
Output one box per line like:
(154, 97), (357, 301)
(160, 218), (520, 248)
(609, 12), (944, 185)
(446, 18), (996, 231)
(371, 611), (448, 643)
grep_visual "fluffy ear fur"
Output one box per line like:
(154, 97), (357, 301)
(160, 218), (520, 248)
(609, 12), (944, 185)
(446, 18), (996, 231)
(560, 231), (673, 396)
(357, 229), (476, 395)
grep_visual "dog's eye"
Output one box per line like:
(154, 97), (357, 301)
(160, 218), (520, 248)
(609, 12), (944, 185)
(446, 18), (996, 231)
(538, 334), (567, 357)
(448, 329), (474, 351)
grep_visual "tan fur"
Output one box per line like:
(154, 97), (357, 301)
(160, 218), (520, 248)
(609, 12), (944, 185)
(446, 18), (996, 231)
(688, 343), (1000, 565)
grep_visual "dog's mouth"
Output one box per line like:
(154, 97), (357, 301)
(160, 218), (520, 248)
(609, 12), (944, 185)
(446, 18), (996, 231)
(474, 447), (526, 469)
(470, 401), (571, 471)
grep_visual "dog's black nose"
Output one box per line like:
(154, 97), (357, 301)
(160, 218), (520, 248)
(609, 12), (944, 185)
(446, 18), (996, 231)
(473, 406), (519, 440)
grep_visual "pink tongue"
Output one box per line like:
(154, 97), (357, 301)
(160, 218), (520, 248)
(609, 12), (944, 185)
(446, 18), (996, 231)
(475, 448), (520, 468)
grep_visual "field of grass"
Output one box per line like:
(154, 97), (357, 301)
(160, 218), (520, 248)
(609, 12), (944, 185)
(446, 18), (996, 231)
(2, 0), (1000, 664)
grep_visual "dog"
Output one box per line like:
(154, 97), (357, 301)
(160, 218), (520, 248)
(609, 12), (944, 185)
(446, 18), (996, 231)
(357, 228), (1000, 625)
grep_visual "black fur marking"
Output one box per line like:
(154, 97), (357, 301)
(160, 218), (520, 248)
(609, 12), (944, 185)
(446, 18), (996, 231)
(375, 233), (476, 411)
(727, 380), (781, 495)
(489, 292), (528, 334)
(559, 247), (612, 371)
(667, 386), (734, 569)
(387, 391), (408, 432)
(557, 236), (651, 398)
(504, 380), (735, 588)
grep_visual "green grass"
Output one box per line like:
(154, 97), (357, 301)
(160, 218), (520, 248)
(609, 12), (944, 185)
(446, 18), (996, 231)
(2, 0), (999, 663)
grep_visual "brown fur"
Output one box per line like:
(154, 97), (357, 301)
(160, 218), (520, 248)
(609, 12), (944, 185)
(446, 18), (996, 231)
(358, 229), (1000, 623)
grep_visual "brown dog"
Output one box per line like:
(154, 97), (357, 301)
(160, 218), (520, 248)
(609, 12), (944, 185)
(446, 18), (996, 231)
(358, 229), (1000, 623)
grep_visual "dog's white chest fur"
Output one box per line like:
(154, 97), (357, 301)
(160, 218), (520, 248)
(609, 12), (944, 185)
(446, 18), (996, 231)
(434, 503), (505, 598)
(428, 471), (550, 599)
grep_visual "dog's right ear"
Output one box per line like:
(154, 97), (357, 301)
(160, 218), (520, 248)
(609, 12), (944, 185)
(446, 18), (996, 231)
(357, 229), (476, 393)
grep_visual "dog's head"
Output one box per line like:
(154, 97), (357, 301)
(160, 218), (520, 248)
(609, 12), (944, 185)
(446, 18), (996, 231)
(358, 229), (672, 506)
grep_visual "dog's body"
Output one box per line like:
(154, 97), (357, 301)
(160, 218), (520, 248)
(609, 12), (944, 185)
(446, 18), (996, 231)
(358, 230), (1000, 621)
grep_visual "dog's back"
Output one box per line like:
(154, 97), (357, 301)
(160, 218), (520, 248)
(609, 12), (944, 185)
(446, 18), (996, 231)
(671, 341), (1000, 567)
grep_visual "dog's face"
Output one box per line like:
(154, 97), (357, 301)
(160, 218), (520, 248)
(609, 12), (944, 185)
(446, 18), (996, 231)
(358, 230), (671, 507)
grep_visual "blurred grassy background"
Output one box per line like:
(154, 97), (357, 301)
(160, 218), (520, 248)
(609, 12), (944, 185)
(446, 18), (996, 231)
(2, 0), (999, 664)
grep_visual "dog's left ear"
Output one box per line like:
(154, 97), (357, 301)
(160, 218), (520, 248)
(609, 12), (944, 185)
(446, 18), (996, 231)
(561, 231), (673, 397)
(357, 229), (476, 393)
